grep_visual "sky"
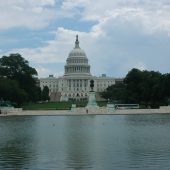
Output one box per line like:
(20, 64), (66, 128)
(1, 0), (170, 78)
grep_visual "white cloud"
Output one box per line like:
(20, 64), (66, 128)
(1, 0), (170, 35)
(60, 0), (170, 35)
(2, 27), (88, 64)
(134, 62), (147, 71)
(0, 0), (56, 29)
(3, 17), (170, 78)
(1, 0), (170, 78)
(36, 66), (51, 78)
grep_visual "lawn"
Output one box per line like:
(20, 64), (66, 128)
(22, 101), (107, 110)
(22, 102), (72, 110)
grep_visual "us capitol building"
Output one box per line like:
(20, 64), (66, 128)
(40, 35), (122, 101)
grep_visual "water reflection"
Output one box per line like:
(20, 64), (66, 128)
(1, 115), (170, 169)
(64, 116), (95, 169)
(0, 116), (36, 169)
(125, 114), (170, 126)
(124, 115), (170, 169)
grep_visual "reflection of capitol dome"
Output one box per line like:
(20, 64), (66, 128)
(64, 35), (91, 76)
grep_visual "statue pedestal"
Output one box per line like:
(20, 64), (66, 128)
(86, 91), (99, 108)
(71, 104), (76, 111)
(107, 104), (115, 112)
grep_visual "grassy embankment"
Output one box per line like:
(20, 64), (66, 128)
(22, 101), (107, 110)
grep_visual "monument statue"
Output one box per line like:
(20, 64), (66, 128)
(90, 80), (94, 92)
(86, 79), (99, 108)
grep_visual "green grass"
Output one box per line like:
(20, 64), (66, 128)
(22, 102), (72, 110)
(22, 101), (108, 110)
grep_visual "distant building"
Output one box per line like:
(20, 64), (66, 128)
(40, 35), (123, 101)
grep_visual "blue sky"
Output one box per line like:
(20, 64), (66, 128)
(1, 0), (170, 78)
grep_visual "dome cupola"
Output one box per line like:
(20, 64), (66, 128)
(68, 35), (87, 58)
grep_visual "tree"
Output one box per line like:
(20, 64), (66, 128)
(102, 68), (170, 108)
(41, 86), (50, 101)
(0, 77), (28, 106)
(32, 86), (42, 102)
(102, 83), (127, 102)
(124, 68), (143, 103)
(124, 69), (163, 107)
(0, 53), (37, 79)
(0, 53), (39, 105)
(161, 73), (170, 104)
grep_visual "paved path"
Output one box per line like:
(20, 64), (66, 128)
(1, 108), (170, 116)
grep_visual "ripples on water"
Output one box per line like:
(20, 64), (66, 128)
(0, 114), (170, 169)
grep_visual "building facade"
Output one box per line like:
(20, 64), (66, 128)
(40, 35), (120, 101)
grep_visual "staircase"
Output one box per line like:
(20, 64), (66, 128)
(50, 92), (61, 102)
(95, 92), (106, 101)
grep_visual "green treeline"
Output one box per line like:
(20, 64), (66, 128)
(102, 68), (170, 108)
(0, 54), (49, 106)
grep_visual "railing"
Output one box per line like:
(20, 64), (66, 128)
(115, 104), (139, 109)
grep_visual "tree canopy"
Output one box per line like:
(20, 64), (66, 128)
(0, 53), (41, 106)
(102, 68), (170, 108)
(41, 86), (50, 101)
(0, 53), (37, 78)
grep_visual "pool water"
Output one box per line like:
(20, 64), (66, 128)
(0, 114), (170, 169)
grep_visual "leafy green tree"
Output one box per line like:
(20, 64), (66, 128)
(41, 86), (50, 101)
(33, 86), (42, 102)
(0, 53), (37, 78)
(124, 68), (143, 103)
(124, 69), (162, 107)
(0, 77), (28, 106)
(0, 53), (40, 104)
(102, 68), (170, 108)
(161, 73), (170, 104)
(102, 83), (127, 102)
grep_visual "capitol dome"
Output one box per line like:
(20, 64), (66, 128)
(68, 35), (87, 58)
(68, 48), (87, 58)
(64, 35), (91, 76)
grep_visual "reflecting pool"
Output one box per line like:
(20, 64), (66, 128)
(0, 114), (170, 169)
